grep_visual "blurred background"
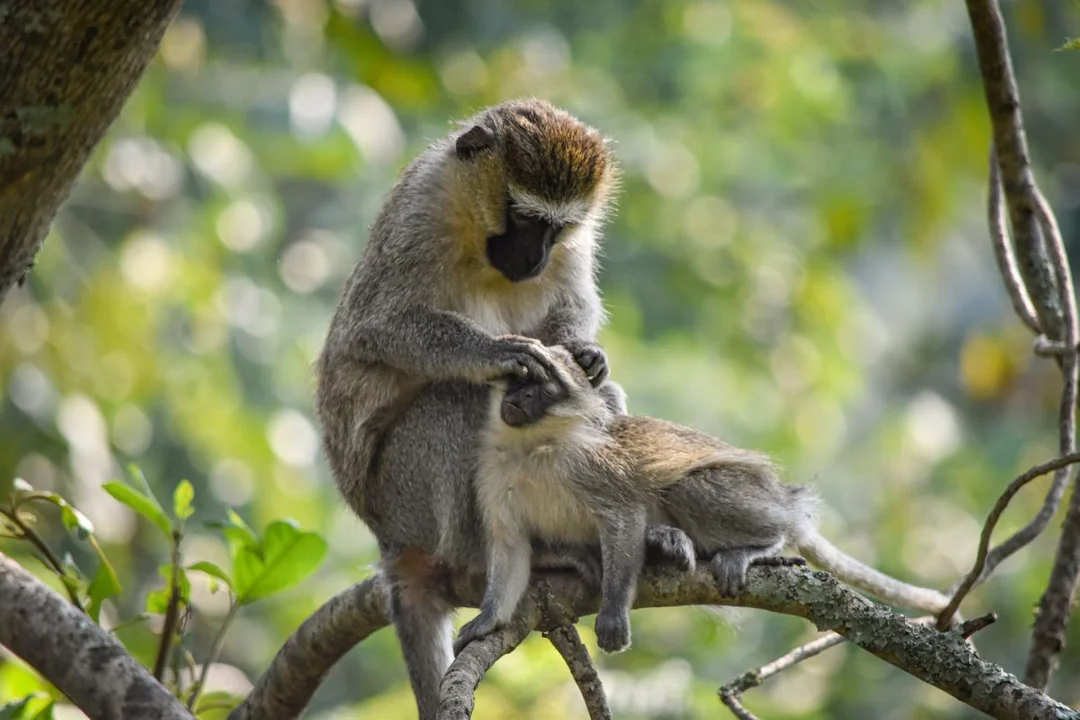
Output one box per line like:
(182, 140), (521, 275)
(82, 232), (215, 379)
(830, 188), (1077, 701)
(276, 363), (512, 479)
(2, 0), (1080, 717)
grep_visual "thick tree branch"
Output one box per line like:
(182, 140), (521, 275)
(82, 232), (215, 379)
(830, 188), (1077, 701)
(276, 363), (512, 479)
(0, 0), (183, 302)
(0, 552), (191, 719)
(228, 576), (387, 720)
(235, 566), (1077, 720)
(545, 625), (611, 720)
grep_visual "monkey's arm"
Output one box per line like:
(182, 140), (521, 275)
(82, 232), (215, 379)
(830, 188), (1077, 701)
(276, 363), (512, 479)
(537, 290), (610, 387)
(331, 305), (558, 383)
(453, 523), (532, 655)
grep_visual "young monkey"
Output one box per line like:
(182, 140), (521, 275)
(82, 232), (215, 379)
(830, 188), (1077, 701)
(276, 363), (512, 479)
(457, 347), (951, 654)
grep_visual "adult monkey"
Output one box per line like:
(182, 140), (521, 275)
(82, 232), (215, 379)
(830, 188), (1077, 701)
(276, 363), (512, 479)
(316, 99), (690, 717)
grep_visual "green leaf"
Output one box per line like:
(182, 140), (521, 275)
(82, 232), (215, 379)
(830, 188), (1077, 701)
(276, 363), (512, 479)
(0, 694), (53, 720)
(103, 481), (171, 538)
(86, 558), (122, 623)
(59, 505), (94, 540)
(232, 520), (327, 605)
(226, 509), (258, 544)
(1054, 37), (1080, 52)
(188, 561), (232, 589)
(174, 480), (195, 521)
(194, 690), (242, 716)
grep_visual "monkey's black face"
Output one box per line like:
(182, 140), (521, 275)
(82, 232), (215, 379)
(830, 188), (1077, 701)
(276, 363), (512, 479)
(500, 376), (568, 427)
(486, 202), (564, 282)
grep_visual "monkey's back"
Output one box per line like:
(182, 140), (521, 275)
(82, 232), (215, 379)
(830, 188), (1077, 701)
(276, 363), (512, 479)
(607, 415), (810, 552)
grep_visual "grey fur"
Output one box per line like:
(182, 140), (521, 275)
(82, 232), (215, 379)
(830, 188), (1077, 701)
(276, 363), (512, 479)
(462, 347), (951, 654)
(315, 100), (687, 718)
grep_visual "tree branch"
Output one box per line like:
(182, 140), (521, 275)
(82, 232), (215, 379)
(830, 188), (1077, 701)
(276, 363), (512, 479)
(718, 632), (847, 720)
(964, 0), (1063, 340)
(964, 0), (1080, 689)
(228, 576), (388, 720)
(545, 625), (611, 720)
(0, 0), (183, 301)
(0, 551), (191, 719)
(437, 615), (534, 720)
(938, 451), (1080, 627)
(235, 566), (1077, 720)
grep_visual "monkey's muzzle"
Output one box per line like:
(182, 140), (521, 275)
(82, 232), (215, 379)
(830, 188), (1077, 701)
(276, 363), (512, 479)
(501, 400), (532, 427)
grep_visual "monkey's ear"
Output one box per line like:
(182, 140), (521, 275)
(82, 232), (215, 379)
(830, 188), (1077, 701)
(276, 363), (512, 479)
(455, 124), (496, 160)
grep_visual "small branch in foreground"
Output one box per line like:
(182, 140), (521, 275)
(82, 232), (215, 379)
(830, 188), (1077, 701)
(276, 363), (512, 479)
(545, 625), (611, 720)
(437, 617), (534, 720)
(959, 612), (999, 640)
(937, 451), (1080, 627)
(718, 632), (847, 720)
(0, 552), (190, 719)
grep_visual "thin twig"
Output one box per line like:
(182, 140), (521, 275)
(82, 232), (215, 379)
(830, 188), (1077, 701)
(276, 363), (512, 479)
(987, 150), (1041, 333)
(937, 451), (1080, 627)
(958, 612), (998, 639)
(718, 633), (847, 720)
(545, 625), (611, 720)
(188, 599), (240, 710)
(154, 529), (184, 681)
(0, 507), (85, 612)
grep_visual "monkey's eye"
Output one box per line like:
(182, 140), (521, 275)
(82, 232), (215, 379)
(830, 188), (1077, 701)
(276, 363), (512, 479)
(540, 381), (560, 398)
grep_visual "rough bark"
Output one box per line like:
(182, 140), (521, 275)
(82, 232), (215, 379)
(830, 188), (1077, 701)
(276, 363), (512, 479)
(0, 552), (191, 719)
(0, 0), (182, 302)
(233, 566), (1078, 720)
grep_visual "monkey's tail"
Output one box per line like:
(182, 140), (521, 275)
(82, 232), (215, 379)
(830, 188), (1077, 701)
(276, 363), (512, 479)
(787, 489), (950, 615)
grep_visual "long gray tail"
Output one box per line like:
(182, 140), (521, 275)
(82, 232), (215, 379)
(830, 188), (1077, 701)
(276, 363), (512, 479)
(787, 487), (949, 614)
(794, 526), (949, 614)
(389, 583), (454, 719)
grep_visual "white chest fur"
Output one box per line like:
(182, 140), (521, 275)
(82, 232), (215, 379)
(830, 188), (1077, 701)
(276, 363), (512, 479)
(479, 443), (598, 543)
(459, 282), (556, 336)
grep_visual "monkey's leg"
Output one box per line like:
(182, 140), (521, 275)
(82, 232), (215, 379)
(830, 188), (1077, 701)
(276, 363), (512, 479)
(594, 508), (647, 653)
(644, 524), (696, 572)
(709, 544), (783, 597)
(388, 578), (454, 720)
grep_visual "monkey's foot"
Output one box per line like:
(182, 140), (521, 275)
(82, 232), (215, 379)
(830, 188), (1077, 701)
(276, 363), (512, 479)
(708, 551), (751, 597)
(561, 340), (609, 387)
(751, 555), (807, 568)
(645, 524), (696, 572)
(454, 609), (500, 656)
(594, 609), (632, 653)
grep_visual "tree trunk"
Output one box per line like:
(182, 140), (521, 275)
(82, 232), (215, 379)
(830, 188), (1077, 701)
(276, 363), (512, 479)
(0, 0), (182, 302)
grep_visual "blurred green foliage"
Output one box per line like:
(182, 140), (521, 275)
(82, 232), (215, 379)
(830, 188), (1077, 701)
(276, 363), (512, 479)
(2, 0), (1080, 717)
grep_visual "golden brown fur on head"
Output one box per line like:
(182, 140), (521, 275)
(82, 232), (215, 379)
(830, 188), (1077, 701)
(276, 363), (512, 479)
(440, 98), (619, 272)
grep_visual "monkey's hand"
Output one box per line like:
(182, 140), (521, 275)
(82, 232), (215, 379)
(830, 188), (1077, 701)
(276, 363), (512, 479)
(644, 524), (696, 572)
(560, 339), (609, 387)
(594, 609), (632, 653)
(492, 334), (560, 383)
(453, 606), (501, 656)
